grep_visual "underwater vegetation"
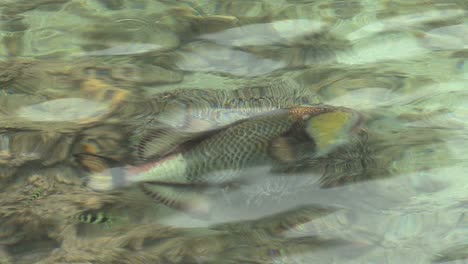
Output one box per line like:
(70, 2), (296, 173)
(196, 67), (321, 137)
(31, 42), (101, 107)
(30, 204), (372, 264)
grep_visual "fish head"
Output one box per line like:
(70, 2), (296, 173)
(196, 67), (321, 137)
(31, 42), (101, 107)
(296, 106), (365, 158)
(269, 106), (364, 164)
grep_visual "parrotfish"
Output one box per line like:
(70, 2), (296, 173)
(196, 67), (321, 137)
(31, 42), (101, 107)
(84, 105), (363, 216)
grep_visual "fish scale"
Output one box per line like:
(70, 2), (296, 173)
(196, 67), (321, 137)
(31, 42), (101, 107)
(183, 111), (296, 184)
(124, 111), (296, 186)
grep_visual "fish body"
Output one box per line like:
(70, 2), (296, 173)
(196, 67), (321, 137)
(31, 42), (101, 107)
(77, 211), (113, 225)
(87, 105), (363, 215)
(127, 109), (299, 186)
(124, 106), (349, 187)
(27, 187), (45, 204)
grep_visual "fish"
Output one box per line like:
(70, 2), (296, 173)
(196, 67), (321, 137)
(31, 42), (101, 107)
(77, 211), (113, 225)
(86, 105), (363, 216)
(27, 187), (45, 204)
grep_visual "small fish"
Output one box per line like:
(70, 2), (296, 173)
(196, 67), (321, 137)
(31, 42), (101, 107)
(77, 211), (113, 225)
(27, 186), (46, 204)
(87, 105), (363, 216)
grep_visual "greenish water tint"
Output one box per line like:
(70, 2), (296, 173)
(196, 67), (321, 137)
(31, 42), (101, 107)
(0, 0), (467, 263)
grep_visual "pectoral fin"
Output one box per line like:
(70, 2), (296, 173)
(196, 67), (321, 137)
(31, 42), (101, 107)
(268, 137), (297, 163)
(268, 136), (315, 166)
(139, 183), (212, 218)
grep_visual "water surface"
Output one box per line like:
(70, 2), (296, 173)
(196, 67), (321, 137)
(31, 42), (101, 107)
(0, 0), (467, 263)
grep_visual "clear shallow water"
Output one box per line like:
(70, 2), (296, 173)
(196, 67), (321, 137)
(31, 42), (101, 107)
(0, 0), (467, 263)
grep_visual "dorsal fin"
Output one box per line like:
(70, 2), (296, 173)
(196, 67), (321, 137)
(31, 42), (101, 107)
(132, 126), (228, 163)
(132, 127), (193, 162)
(131, 113), (269, 163)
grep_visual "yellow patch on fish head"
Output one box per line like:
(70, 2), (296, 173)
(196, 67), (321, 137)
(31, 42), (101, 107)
(305, 109), (362, 156)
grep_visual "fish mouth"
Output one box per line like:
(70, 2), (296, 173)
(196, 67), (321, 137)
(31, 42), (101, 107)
(348, 109), (366, 134)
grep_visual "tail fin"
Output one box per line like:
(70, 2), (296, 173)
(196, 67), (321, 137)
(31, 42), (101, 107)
(74, 153), (130, 191)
